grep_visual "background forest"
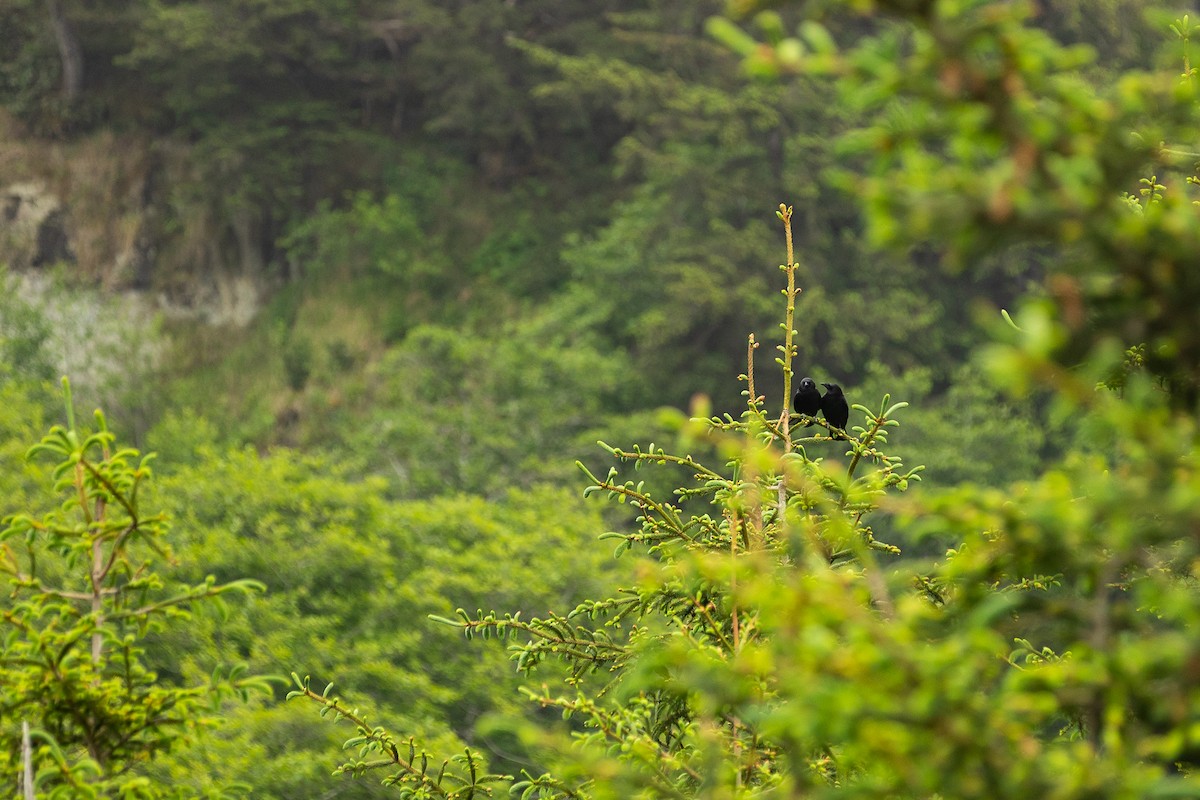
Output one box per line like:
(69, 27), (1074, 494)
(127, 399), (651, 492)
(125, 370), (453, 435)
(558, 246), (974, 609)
(1, 0), (1199, 797)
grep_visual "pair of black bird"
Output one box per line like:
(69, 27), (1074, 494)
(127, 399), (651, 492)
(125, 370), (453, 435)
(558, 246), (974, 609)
(793, 377), (848, 434)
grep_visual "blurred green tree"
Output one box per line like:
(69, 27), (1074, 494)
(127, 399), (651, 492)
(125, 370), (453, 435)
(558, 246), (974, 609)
(139, 443), (625, 795)
(0, 380), (268, 797)
(288, 205), (924, 796)
(289, 0), (1200, 795)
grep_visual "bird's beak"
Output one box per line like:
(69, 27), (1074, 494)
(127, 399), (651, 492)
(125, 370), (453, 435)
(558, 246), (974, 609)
(821, 383), (833, 390)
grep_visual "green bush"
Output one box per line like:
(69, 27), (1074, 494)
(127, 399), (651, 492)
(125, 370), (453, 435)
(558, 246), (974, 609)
(0, 380), (269, 797)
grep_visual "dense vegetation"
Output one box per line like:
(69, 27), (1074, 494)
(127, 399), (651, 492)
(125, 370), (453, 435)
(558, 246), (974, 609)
(0, 0), (1087, 460)
(2, 0), (1199, 797)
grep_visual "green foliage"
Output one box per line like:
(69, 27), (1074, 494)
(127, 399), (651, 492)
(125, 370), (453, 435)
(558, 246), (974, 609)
(519, 5), (1036, 411)
(0, 279), (55, 385)
(280, 334), (313, 392)
(7, 1), (1200, 797)
(872, 362), (1051, 488)
(112, 0), (389, 215)
(0, 376), (58, 578)
(525, 24), (796, 408)
(0, 1), (63, 130)
(729, 0), (1200, 408)
(5, 1), (1053, 463)
(280, 190), (446, 290)
(147, 703), (406, 799)
(139, 442), (624, 791)
(0, 380), (269, 797)
(289, 207), (925, 796)
(836, 326), (1200, 798)
(284, 2), (1200, 793)
(336, 321), (628, 497)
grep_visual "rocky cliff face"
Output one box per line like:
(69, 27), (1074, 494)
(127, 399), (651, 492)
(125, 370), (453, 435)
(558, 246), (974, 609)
(2, 182), (74, 269)
(0, 122), (276, 327)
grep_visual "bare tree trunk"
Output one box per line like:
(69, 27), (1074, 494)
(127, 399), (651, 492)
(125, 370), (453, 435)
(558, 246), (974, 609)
(45, 0), (83, 102)
(22, 721), (34, 799)
(91, 535), (103, 663)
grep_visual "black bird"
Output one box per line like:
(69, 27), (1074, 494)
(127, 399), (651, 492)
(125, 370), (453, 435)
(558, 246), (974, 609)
(793, 376), (821, 425)
(820, 383), (849, 435)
